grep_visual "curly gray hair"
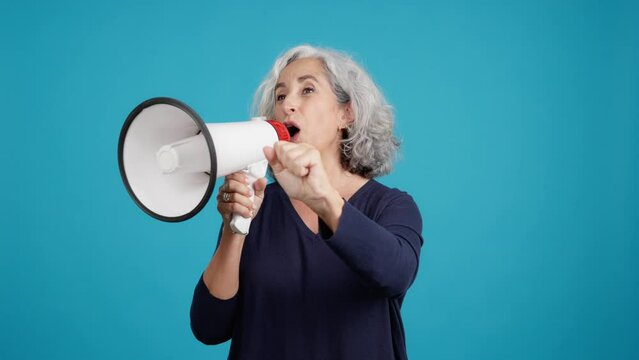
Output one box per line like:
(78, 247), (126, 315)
(252, 45), (400, 178)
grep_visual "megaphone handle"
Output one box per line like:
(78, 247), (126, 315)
(229, 160), (269, 235)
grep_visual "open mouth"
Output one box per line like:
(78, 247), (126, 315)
(286, 124), (300, 140)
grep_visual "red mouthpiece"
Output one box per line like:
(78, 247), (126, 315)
(266, 120), (290, 142)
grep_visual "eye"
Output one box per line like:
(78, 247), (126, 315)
(276, 94), (286, 102)
(302, 87), (315, 95)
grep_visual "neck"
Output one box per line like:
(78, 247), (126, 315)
(319, 148), (368, 200)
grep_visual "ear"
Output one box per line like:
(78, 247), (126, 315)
(339, 103), (354, 127)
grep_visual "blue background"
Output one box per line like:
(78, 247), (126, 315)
(1, 0), (637, 359)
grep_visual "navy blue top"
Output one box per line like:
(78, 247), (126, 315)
(190, 180), (423, 359)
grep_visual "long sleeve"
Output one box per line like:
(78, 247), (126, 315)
(189, 226), (239, 345)
(190, 274), (238, 345)
(319, 191), (423, 298)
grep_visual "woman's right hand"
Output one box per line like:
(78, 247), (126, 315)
(216, 172), (268, 229)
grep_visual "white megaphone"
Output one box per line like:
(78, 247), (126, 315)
(118, 97), (290, 234)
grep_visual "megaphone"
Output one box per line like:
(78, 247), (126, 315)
(118, 97), (290, 234)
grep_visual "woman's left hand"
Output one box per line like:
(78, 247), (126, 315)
(263, 141), (337, 211)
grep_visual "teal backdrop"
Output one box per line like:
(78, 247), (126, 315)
(1, 0), (637, 359)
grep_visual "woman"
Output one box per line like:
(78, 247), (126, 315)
(190, 45), (423, 360)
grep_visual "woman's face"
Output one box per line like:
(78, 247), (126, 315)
(274, 58), (350, 154)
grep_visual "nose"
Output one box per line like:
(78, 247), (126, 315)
(282, 96), (297, 114)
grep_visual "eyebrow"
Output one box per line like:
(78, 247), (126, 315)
(274, 75), (320, 92)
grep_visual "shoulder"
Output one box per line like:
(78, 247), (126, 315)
(350, 180), (421, 223)
(264, 181), (280, 195)
(260, 181), (286, 208)
(261, 181), (290, 209)
(372, 180), (416, 203)
(353, 179), (418, 207)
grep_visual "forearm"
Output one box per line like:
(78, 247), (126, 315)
(313, 188), (344, 232)
(319, 199), (423, 297)
(202, 224), (246, 300)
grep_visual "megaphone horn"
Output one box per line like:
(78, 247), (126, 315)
(118, 97), (289, 234)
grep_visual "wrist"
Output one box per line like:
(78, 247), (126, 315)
(315, 189), (344, 232)
(222, 222), (247, 241)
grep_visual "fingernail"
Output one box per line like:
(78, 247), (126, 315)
(252, 203), (257, 210)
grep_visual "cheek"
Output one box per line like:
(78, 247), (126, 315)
(311, 118), (339, 142)
(308, 103), (339, 130)
(273, 105), (285, 119)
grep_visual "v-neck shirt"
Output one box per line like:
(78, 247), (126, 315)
(191, 180), (423, 360)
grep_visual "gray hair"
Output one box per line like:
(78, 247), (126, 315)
(252, 45), (400, 178)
